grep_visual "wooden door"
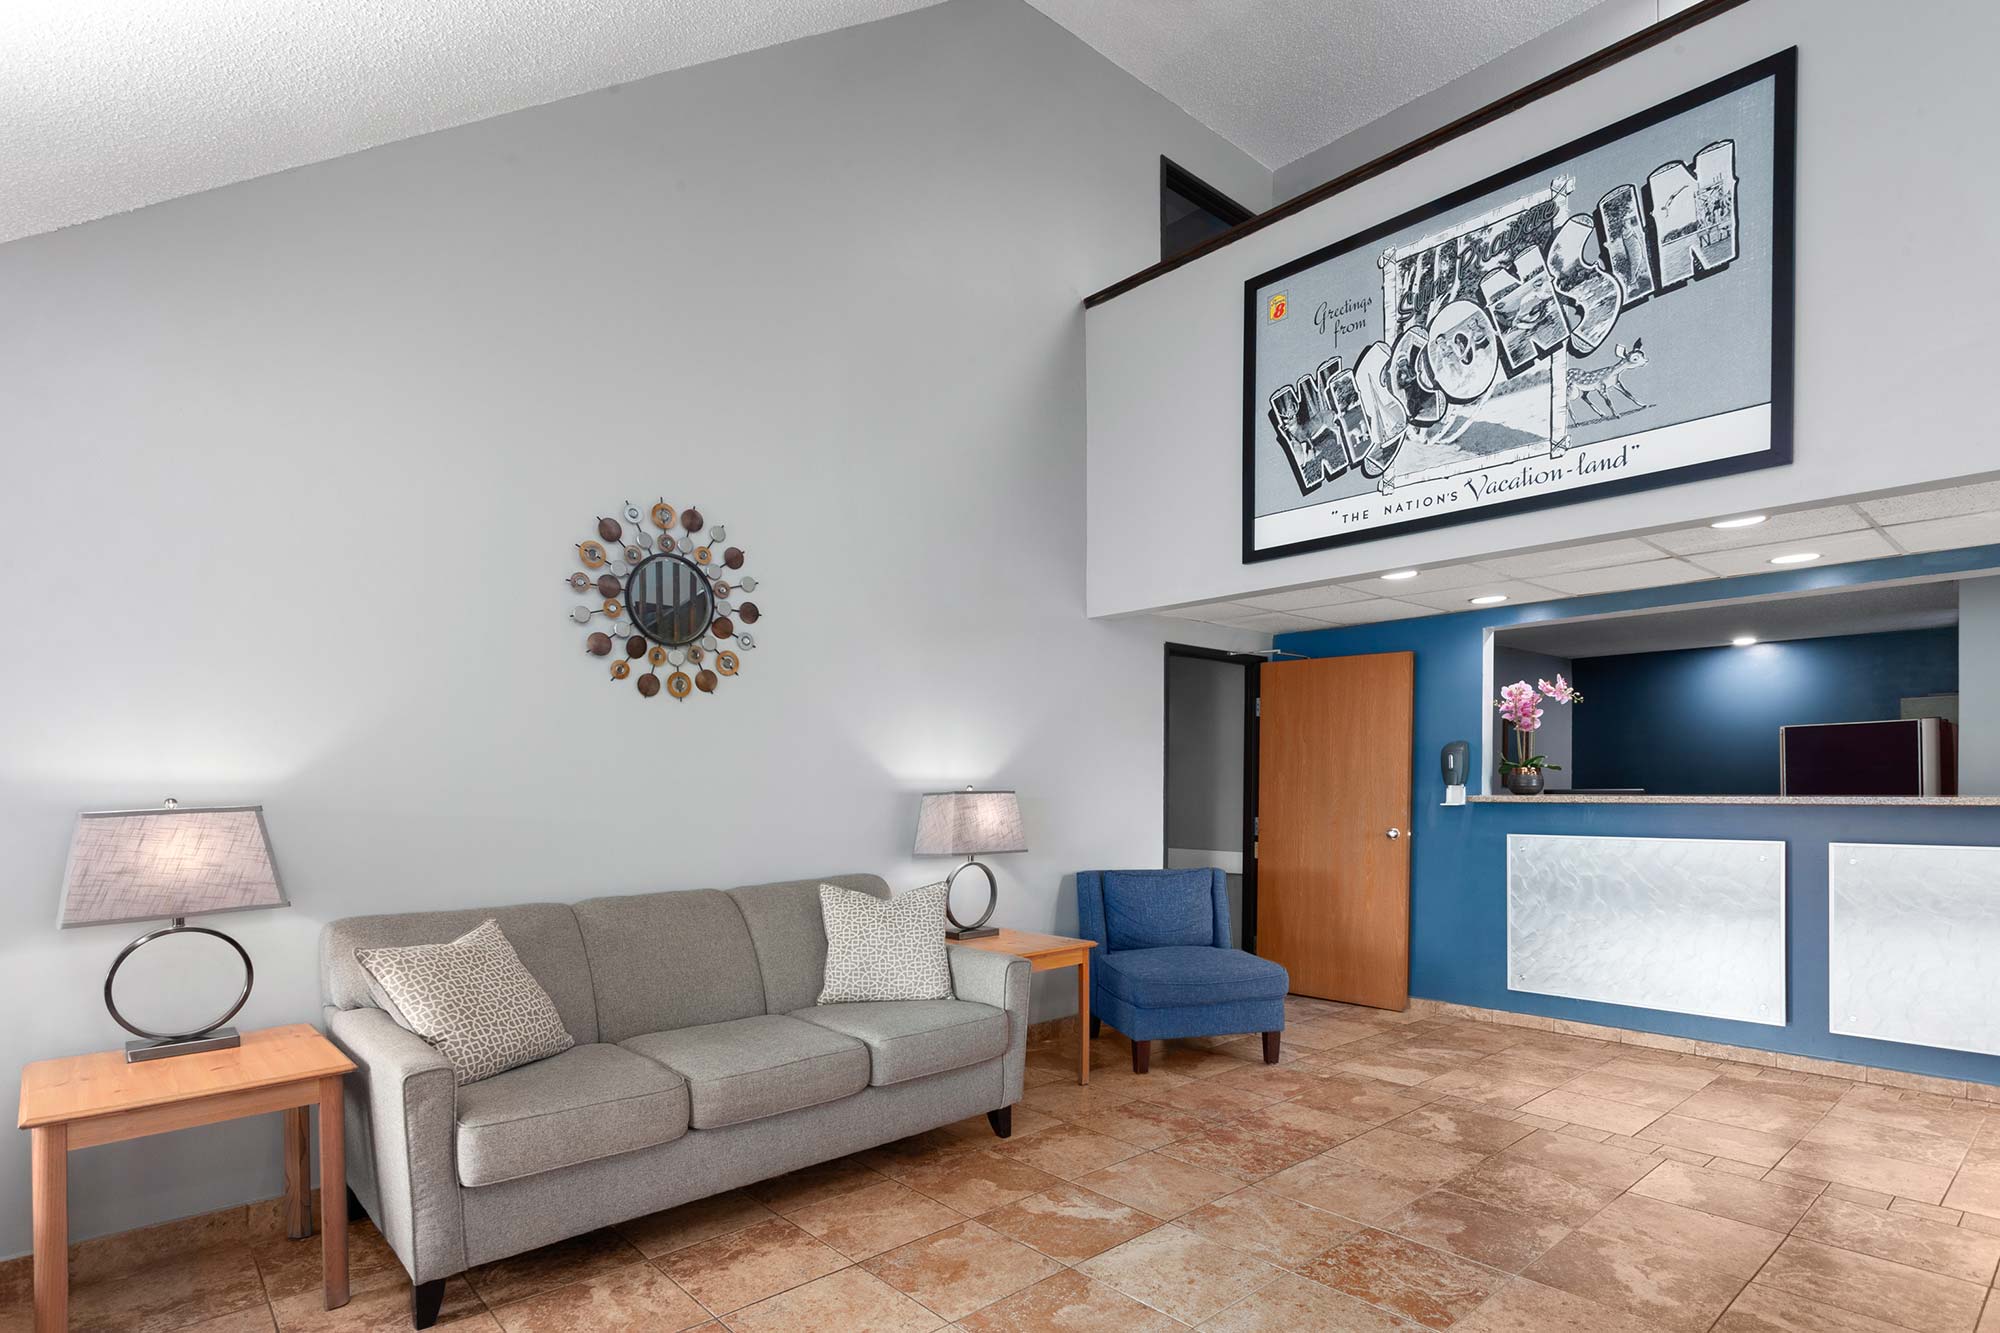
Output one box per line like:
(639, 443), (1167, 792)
(1256, 652), (1414, 1008)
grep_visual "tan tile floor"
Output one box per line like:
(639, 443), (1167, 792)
(14, 997), (2000, 1330)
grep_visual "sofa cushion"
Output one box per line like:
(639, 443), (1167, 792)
(729, 874), (893, 1015)
(322, 902), (598, 1046)
(571, 889), (768, 1043)
(622, 1015), (869, 1128)
(793, 999), (1008, 1085)
(1095, 946), (1289, 1009)
(817, 882), (954, 1004)
(1101, 869), (1216, 951)
(356, 919), (575, 1086)
(453, 1043), (689, 1188)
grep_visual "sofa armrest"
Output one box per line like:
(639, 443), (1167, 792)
(948, 945), (1031, 1107)
(325, 1006), (465, 1283)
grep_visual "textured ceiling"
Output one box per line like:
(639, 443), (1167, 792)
(1022, 0), (1606, 169)
(0, 0), (940, 245)
(4, 0), (1616, 246)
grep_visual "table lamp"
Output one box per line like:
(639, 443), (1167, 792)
(58, 799), (287, 1062)
(914, 787), (1026, 940)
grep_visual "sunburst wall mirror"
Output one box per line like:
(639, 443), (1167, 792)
(566, 499), (762, 700)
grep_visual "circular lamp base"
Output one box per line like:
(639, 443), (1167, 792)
(106, 919), (254, 1062)
(944, 860), (1000, 940)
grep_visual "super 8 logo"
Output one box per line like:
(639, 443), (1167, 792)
(1268, 293), (1287, 322)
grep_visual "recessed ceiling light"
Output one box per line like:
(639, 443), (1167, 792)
(1732, 635), (1758, 647)
(1381, 570), (1419, 581)
(1712, 515), (1768, 529)
(1469, 594), (1509, 605)
(1769, 551), (1820, 565)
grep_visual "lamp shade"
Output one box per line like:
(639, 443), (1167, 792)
(59, 805), (287, 929)
(914, 789), (1026, 856)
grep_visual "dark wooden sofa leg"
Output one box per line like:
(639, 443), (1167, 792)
(1090, 1016), (1101, 1040)
(1132, 1039), (1150, 1074)
(1263, 1031), (1281, 1064)
(346, 1186), (367, 1223)
(987, 1106), (1012, 1139)
(412, 1278), (447, 1329)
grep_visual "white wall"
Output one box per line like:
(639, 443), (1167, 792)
(0, 0), (1270, 1255)
(1962, 577), (2000, 795)
(1086, 0), (2000, 616)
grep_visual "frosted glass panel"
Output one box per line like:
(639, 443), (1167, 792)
(1508, 834), (1786, 1025)
(1830, 843), (2000, 1056)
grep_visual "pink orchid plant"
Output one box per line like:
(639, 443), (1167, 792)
(1493, 674), (1583, 773)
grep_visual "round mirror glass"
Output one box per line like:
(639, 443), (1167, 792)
(626, 553), (715, 647)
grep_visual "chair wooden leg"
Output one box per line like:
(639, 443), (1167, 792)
(1132, 1039), (1150, 1074)
(1089, 1017), (1101, 1040)
(412, 1278), (447, 1329)
(1262, 1031), (1281, 1065)
(987, 1106), (1012, 1139)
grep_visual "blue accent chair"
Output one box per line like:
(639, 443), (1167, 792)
(1077, 868), (1289, 1074)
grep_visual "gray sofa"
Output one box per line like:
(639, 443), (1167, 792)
(318, 873), (1030, 1328)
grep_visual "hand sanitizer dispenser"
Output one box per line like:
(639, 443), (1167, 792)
(1441, 740), (1469, 806)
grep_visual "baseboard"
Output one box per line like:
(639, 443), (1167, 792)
(0, 1186), (311, 1275)
(1407, 997), (2000, 1103)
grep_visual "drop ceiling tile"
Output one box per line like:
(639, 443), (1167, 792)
(1482, 537), (1667, 577)
(1882, 512), (2000, 553)
(1855, 480), (2000, 525)
(1237, 584), (1376, 611)
(1537, 559), (1715, 596)
(1681, 526), (1899, 576)
(1395, 580), (1562, 612)
(1315, 598), (1438, 625)
(1216, 610), (1344, 633)
(1154, 605), (1229, 620)
(1646, 505), (1869, 555)
(1336, 563), (1505, 594)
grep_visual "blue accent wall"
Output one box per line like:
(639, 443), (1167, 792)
(1571, 627), (1960, 796)
(1273, 545), (2000, 1087)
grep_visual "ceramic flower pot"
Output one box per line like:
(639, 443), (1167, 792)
(1502, 768), (1546, 796)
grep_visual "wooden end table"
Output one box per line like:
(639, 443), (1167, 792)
(18, 1023), (357, 1332)
(952, 929), (1098, 1084)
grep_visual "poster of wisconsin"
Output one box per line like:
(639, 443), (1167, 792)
(1244, 50), (1794, 562)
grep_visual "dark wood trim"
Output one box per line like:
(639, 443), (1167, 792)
(1084, 0), (1756, 309)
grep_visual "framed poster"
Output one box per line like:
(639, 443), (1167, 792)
(1243, 49), (1794, 563)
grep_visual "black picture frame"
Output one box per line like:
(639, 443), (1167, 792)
(1241, 48), (1796, 564)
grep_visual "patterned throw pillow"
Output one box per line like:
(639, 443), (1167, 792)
(817, 882), (954, 1004)
(355, 920), (574, 1085)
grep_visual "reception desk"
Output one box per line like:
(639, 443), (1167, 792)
(1473, 794), (2000, 806)
(1480, 799), (2000, 1079)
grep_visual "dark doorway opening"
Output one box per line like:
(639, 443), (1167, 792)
(1162, 643), (1262, 950)
(1161, 158), (1254, 262)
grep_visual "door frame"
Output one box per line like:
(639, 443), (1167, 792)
(1161, 643), (1263, 951)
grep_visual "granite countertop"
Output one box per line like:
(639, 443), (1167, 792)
(1467, 793), (2000, 806)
